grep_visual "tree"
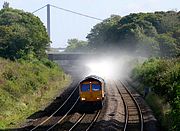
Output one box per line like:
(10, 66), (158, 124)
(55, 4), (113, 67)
(65, 38), (88, 52)
(136, 35), (160, 57)
(0, 8), (50, 60)
(156, 34), (179, 57)
(86, 11), (179, 58)
(0, 24), (31, 59)
(86, 15), (121, 51)
(3, 2), (9, 9)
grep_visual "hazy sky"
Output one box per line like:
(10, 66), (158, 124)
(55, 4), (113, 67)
(0, 0), (179, 47)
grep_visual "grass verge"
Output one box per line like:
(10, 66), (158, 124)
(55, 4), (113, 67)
(0, 57), (71, 129)
(145, 92), (171, 130)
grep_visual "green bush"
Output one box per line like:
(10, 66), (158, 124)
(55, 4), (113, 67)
(0, 57), (70, 129)
(0, 8), (50, 60)
(132, 58), (180, 131)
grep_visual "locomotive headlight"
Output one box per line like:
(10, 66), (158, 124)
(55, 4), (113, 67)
(81, 98), (85, 101)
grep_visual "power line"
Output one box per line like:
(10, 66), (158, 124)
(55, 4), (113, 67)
(32, 4), (103, 21)
(32, 5), (47, 14)
(50, 4), (103, 21)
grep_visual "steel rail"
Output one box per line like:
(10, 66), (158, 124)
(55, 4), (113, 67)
(85, 110), (101, 131)
(114, 81), (128, 131)
(30, 82), (79, 131)
(46, 96), (80, 131)
(68, 113), (86, 131)
(119, 80), (144, 131)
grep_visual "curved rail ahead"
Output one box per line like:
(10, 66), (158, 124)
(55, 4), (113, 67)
(46, 96), (80, 131)
(30, 82), (79, 131)
(67, 109), (101, 131)
(114, 81), (128, 131)
(68, 113), (86, 131)
(85, 110), (101, 131)
(115, 80), (143, 131)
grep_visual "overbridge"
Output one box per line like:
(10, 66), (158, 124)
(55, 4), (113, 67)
(48, 53), (96, 60)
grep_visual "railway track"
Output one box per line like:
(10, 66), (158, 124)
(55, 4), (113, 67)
(46, 97), (80, 131)
(30, 82), (80, 131)
(29, 79), (143, 131)
(29, 80), (101, 131)
(68, 113), (86, 131)
(115, 80), (143, 131)
(67, 109), (101, 131)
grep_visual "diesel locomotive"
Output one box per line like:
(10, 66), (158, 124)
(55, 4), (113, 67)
(79, 75), (105, 108)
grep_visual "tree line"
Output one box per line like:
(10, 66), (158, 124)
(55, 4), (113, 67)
(0, 6), (50, 60)
(66, 11), (180, 58)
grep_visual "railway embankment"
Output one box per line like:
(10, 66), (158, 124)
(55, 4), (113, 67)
(130, 58), (180, 131)
(0, 57), (71, 129)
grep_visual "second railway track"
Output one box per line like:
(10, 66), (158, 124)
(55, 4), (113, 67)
(115, 80), (143, 131)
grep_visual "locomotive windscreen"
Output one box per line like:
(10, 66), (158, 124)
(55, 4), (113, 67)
(81, 84), (90, 92)
(92, 84), (101, 91)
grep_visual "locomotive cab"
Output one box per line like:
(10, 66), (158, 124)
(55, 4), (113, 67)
(79, 75), (105, 104)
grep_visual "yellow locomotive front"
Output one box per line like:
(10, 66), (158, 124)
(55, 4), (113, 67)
(79, 76), (105, 103)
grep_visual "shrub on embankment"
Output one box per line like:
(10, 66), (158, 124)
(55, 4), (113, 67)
(0, 6), (71, 129)
(131, 58), (180, 131)
(0, 57), (70, 129)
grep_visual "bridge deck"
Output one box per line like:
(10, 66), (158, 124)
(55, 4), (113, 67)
(48, 53), (96, 60)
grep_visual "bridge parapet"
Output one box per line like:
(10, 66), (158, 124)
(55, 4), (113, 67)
(48, 53), (96, 60)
